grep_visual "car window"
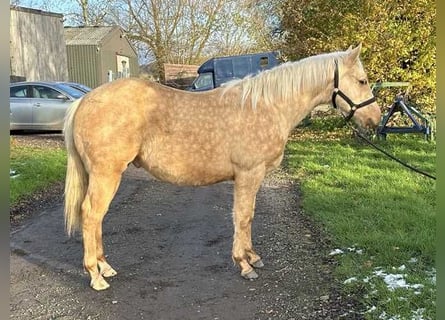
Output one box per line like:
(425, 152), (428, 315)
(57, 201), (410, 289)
(54, 83), (84, 99)
(77, 84), (92, 92)
(32, 85), (64, 99)
(193, 73), (214, 90)
(10, 85), (28, 98)
(69, 83), (91, 93)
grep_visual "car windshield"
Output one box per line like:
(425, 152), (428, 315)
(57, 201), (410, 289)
(73, 84), (92, 92)
(60, 82), (92, 93)
(54, 83), (85, 99)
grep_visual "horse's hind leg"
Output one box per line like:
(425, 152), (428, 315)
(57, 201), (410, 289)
(232, 165), (266, 279)
(82, 171), (122, 291)
(96, 217), (117, 278)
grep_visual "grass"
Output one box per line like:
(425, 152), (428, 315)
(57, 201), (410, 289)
(286, 117), (436, 319)
(10, 141), (67, 206)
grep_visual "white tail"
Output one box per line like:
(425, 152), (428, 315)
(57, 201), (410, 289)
(63, 98), (87, 236)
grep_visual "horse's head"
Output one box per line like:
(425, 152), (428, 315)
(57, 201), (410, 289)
(332, 44), (381, 130)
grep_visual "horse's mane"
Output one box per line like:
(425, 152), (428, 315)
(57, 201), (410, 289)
(222, 51), (349, 108)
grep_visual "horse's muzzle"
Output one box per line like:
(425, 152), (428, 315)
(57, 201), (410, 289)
(353, 103), (381, 130)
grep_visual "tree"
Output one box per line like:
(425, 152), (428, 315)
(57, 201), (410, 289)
(278, 0), (436, 114)
(204, 0), (279, 57)
(12, 0), (111, 25)
(109, 0), (278, 82)
(71, 0), (110, 25)
(13, 0), (279, 82)
(107, 0), (226, 81)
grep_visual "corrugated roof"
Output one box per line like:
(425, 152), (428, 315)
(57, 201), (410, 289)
(10, 5), (64, 18)
(64, 26), (118, 45)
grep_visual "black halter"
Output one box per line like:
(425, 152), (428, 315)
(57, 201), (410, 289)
(331, 59), (376, 121)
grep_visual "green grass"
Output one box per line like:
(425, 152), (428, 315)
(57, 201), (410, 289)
(286, 118), (436, 319)
(10, 143), (67, 206)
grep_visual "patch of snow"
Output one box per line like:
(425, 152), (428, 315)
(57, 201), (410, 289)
(408, 257), (418, 263)
(365, 306), (376, 313)
(378, 311), (403, 320)
(383, 273), (408, 291)
(329, 246), (364, 256)
(371, 269), (426, 292)
(376, 308), (429, 320)
(343, 277), (357, 284)
(397, 265), (406, 271)
(329, 248), (344, 256)
(412, 308), (426, 320)
(426, 268), (436, 285)
(411, 284), (425, 290)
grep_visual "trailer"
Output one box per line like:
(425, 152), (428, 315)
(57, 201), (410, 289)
(188, 51), (281, 91)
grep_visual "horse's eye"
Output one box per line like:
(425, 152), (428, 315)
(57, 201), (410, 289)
(359, 79), (368, 85)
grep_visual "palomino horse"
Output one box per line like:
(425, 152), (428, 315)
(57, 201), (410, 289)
(64, 44), (381, 290)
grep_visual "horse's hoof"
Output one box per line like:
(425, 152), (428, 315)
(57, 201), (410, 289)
(251, 259), (264, 268)
(90, 276), (110, 291)
(242, 269), (259, 280)
(101, 267), (117, 278)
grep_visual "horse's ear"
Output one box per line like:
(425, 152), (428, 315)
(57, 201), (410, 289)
(345, 43), (362, 65)
(346, 45), (353, 52)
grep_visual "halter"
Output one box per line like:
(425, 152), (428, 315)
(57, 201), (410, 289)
(331, 59), (376, 121)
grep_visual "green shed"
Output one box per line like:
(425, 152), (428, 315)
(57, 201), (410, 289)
(64, 26), (139, 88)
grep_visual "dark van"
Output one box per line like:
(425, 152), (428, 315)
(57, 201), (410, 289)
(189, 51), (280, 91)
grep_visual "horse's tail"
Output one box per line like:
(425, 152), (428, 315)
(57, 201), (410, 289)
(63, 98), (87, 237)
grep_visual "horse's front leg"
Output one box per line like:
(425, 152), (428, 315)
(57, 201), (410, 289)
(232, 164), (266, 279)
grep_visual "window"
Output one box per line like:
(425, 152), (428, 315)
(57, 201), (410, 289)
(54, 83), (84, 99)
(259, 56), (269, 68)
(32, 85), (64, 99)
(10, 85), (28, 98)
(193, 73), (214, 90)
(117, 55), (130, 78)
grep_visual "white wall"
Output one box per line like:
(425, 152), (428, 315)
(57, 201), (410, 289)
(10, 7), (68, 81)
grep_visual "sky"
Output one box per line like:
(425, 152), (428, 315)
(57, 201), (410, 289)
(13, 0), (84, 26)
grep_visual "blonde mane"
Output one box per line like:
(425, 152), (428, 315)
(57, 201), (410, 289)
(222, 51), (349, 108)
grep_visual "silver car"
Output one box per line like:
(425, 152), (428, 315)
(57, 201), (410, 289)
(10, 81), (86, 131)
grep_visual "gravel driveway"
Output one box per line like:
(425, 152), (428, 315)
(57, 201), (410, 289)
(10, 133), (360, 319)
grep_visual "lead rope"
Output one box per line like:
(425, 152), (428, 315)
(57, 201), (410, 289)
(346, 121), (436, 180)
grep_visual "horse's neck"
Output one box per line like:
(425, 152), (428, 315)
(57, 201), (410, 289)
(283, 82), (332, 132)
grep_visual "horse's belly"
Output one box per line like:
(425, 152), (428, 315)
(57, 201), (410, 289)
(135, 153), (233, 186)
(149, 164), (233, 186)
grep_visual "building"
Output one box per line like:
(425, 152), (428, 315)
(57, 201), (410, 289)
(64, 26), (139, 88)
(10, 5), (68, 82)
